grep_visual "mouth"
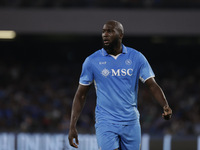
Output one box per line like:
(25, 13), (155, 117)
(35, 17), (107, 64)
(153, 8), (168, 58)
(103, 39), (110, 45)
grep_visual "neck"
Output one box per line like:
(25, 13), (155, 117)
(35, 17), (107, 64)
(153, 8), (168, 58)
(106, 43), (122, 56)
(112, 48), (122, 56)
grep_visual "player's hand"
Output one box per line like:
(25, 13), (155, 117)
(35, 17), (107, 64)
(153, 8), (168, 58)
(162, 105), (172, 120)
(68, 128), (79, 148)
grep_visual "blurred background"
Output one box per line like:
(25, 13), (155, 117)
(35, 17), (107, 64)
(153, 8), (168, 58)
(0, 0), (200, 149)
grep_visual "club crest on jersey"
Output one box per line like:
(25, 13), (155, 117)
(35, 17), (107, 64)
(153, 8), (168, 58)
(101, 68), (110, 77)
(125, 59), (132, 65)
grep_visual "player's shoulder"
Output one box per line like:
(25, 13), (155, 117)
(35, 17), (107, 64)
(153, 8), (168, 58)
(125, 46), (142, 56)
(125, 46), (147, 63)
(84, 49), (102, 62)
(89, 49), (102, 57)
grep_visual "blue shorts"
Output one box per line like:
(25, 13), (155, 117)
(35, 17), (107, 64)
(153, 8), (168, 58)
(95, 120), (141, 150)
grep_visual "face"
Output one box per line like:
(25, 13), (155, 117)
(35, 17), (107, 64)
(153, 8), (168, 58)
(102, 23), (122, 53)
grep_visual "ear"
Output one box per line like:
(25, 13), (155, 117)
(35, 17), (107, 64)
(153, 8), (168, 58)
(120, 33), (124, 40)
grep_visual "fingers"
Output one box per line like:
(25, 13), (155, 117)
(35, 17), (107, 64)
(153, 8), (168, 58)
(75, 136), (79, 146)
(72, 140), (79, 148)
(68, 131), (79, 148)
(69, 136), (79, 148)
(162, 113), (171, 120)
(162, 105), (172, 120)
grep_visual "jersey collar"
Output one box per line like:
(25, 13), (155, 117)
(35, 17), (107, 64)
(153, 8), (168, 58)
(101, 44), (127, 56)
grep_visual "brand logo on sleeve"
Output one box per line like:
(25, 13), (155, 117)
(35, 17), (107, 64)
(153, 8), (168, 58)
(99, 61), (107, 65)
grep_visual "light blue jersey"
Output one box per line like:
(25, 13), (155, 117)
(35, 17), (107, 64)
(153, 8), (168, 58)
(79, 45), (155, 125)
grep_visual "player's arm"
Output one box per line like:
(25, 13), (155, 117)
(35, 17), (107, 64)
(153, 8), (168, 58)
(68, 84), (91, 148)
(144, 77), (172, 120)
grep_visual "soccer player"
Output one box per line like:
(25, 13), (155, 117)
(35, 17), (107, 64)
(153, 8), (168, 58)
(68, 20), (172, 150)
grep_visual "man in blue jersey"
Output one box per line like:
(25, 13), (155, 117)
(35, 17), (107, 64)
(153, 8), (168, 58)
(68, 20), (172, 150)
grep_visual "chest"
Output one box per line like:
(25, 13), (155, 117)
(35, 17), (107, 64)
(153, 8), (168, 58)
(92, 54), (139, 78)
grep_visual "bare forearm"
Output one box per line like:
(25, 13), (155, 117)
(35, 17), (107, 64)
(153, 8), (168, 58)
(68, 85), (88, 149)
(145, 78), (172, 120)
(145, 78), (168, 107)
(69, 84), (90, 129)
(149, 83), (168, 107)
(68, 84), (90, 148)
(70, 95), (86, 128)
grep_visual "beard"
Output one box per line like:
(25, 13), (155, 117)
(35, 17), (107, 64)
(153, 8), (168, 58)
(103, 37), (119, 54)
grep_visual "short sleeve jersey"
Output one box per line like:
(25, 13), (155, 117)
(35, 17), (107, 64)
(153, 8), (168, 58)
(79, 45), (155, 125)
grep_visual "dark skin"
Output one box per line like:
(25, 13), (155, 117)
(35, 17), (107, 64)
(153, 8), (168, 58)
(68, 20), (172, 149)
(102, 20), (124, 56)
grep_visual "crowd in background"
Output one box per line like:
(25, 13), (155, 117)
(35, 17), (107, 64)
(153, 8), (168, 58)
(139, 63), (200, 136)
(0, 55), (199, 136)
(0, 61), (84, 133)
(0, 35), (199, 137)
(0, 0), (200, 8)
(0, 0), (200, 139)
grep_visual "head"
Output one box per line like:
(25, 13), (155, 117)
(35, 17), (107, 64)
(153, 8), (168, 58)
(102, 20), (124, 54)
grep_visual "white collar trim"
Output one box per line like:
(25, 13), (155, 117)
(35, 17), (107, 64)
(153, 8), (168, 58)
(109, 53), (122, 60)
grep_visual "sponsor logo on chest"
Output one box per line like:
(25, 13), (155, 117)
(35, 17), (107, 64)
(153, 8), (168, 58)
(99, 59), (133, 77)
(101, 68), (133, 77)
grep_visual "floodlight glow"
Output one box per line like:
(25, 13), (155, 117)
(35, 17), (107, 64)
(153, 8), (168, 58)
(0, 30), (16, 39)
